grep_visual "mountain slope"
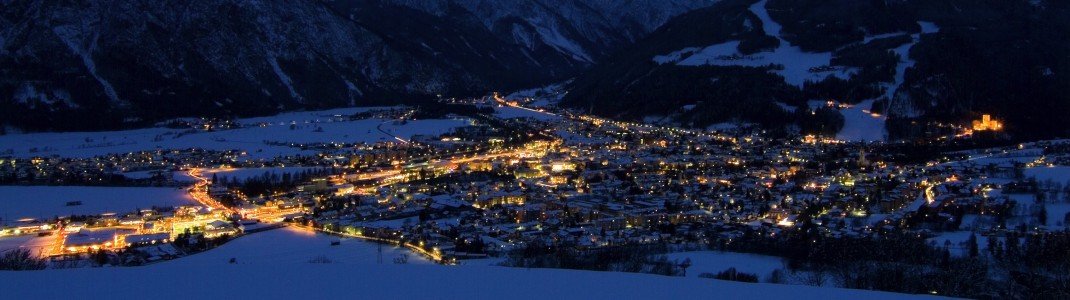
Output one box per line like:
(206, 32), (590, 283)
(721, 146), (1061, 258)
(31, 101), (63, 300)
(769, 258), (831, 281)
(0, 0), (713, 132)
(382, 0), (716, 71)
(0, 0), (460, 130)
(563, 0), (1070, 140)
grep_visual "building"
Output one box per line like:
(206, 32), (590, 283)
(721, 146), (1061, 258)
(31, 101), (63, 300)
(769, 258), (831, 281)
(972, 114), (1003, 131)
(64, 228), (133, 253)
(124, 232), (171, 247)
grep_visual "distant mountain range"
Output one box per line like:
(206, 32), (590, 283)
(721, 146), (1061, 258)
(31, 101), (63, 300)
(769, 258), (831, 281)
(0, 0), (711, 131)
(563, 0), (1070, 140)
(2, 0), (1068, 140)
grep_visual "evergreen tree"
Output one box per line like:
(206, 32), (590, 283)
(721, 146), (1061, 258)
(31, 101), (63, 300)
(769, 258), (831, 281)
(967, 234), (979, 258)
(1038, 205), (1048, 226)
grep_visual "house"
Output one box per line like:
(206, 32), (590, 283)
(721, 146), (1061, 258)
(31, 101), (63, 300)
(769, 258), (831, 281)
(124, 232), (171, 247)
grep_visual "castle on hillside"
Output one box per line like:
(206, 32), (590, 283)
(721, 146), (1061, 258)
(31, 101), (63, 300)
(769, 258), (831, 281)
(972, 114), (1003, 131)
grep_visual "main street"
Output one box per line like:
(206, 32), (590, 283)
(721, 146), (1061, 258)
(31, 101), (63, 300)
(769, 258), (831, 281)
(186, 168), (236, 214)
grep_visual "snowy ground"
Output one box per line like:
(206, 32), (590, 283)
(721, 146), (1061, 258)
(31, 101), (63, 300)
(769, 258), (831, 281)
(652, 0), (941, 142)
(832, 22), (938, 142)
(667, 251), (786, 278)
(162, 226), (431, 266)
(506, 82), (567, 104)
(0, 107), (468, 159)
(0, 186), (194, 221)
(928, 231), (990, 257)
(653, 0), (856, 87)
(0, 234), (53, 256)
(0, 228), (948, 298)
(1, 227), (946, 299)
(0, 263), (948, 299)
(1045, 204), (1070, 228)
(1025, 166), (1070, 183)
(379, 118), (471, 142)
(880, 21), (940, 119)
(494, 105), (562, 121)
(1024, 166), (1070, 227)
(829, 99), (886, 142)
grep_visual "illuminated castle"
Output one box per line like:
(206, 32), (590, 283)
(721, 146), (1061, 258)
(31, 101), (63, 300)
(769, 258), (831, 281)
(972, 114), (1003, 131)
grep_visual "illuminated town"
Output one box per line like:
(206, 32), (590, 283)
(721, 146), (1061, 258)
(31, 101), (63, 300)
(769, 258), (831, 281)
(0, 1), (1067, 296)
(2, 88), (1068, 298)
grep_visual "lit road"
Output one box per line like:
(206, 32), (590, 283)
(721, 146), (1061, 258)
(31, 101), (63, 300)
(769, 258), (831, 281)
(338, 148), (531, 191)
(375, 109), (417, 144)
(186, 168), (236, 214)
(291, 223), (452, 264)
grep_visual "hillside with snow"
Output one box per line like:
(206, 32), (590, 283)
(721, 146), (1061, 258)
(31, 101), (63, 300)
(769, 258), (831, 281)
(563, 0), (1070, 140)
(0, 0), (716, 132)
(0, 227), (948, 299)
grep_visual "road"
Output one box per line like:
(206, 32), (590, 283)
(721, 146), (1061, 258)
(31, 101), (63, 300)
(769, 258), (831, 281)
(375, 109), (417, 144)
(185, 168), (236, 213)
(291, 223), (452, 264)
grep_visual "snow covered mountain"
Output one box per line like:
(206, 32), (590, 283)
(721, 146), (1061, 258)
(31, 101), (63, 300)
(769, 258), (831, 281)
(0, 0), (713, 131)
(383, 0), (715, 67)
(563, 0), (1070, 140)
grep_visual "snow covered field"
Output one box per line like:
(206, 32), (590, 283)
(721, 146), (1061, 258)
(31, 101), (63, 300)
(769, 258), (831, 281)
(0, 228), (949, 298)
(379, 118), (472, 142)
(0, 107), (468, 159)
(0, 262), (948, 299)
(0, 228), (946, 300)
(164, 226), (430, 266)
(667, 251), (786, 278)
(653, 0), (856, 87)
(0, 234), (52, 256)
(831, 22), (938, 142)
(928, 231), (990, 257)
(880, 22), (940, 119)
(1044, 204), (1070, 228)
(0, 186), (194, 221)
(830, 99), (886, 142)
(494, 105), (562, 121)
(1025, 166), (1070, 183)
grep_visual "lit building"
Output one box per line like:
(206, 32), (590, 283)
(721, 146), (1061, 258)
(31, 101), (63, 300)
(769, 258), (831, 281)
(63, 228), (133, 253)
(972, 114), (1003, 131)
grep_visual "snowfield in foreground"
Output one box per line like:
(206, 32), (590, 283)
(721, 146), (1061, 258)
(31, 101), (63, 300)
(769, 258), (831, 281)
(0, 227), (947, 299)
(160, 226), (432, 266)
(0, 260), (948, 299)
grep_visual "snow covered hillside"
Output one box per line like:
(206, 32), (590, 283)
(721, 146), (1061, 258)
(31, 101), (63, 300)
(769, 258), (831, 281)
(160, 226), (431, 266)
(0, 227), (948, 299)
(651, 0), (941, 142)
(0, 226), (952, 298)
(654, 0), (856, 87)
(385, 0), (716, 65)
(0, 263), (952, 299)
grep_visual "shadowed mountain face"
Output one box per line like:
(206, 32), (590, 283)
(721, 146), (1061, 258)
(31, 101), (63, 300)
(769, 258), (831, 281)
(3, 0), (1066, 139)
(0, 0), (712, 131)
(563, 0), (1070, 140)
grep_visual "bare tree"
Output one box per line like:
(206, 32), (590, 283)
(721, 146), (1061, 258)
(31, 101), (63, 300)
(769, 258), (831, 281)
(0, 249), (47, 270)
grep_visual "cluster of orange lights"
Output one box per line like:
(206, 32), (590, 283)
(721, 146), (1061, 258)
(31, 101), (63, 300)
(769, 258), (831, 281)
(972, 114), (1003, 131)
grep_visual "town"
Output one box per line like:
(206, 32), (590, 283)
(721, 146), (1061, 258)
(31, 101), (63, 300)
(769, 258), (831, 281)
(2, 92), (1068, 297)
